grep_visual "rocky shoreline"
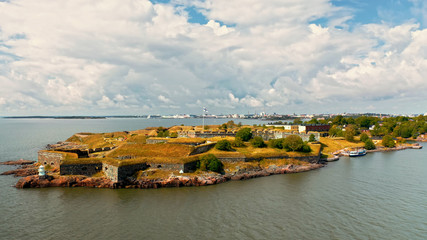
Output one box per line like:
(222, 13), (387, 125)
(12, 163), (324, 189)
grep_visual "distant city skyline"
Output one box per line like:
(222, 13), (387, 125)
(0, 0), (426, 116)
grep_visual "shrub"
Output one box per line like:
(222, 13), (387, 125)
(360, 132), (369, 142)
(283, 135), (304, 152)
(364, 139), (376, 150)
(268, 138), (284, 149)
(198, 154), (223, 173)
(215, 140), (232, 151)
(232, 137), (245, 148)
(301, 144), (312, 153)
(157, 127), (169, 137)
(308, 134), (316, 142)
(250, 136), (266, 148)
(236, 127), (252, 141)
(169, 132), (178, 138)
(382, 135), (396, 148)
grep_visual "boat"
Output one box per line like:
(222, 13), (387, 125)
(349, 148), (367, 157)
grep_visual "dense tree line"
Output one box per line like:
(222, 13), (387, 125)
(325, 115), (427, 139)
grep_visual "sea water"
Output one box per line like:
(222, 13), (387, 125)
(0, 118), (426, 240)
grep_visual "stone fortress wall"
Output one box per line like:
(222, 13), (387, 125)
(38, 151), (66, 168)
(60, 163), (103, 176)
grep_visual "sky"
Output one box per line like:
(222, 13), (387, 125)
(0, 0), (426, 116)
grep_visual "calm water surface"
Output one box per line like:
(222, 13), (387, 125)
(0, 118), (426, 240)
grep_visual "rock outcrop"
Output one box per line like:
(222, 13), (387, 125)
(0, 159), (35, 165)
(15, 175), (116, 188)
(1, 164), (40, 177)
(14, 163), (324, 189)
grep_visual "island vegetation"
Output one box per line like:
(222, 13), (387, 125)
(3, 115), (425, 189)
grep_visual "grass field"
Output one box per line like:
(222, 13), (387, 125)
(319, 137), (365, 157)
(107, 143), (194, 158)
(66, 132), (130, 149)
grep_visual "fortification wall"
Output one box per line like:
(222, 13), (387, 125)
(38, 151), (71, 168)
(146, 160), (198, 173)
(217, 157), (247, 163)
(148, 162), (184, 171)
(183, 161), (198, 172)
(146, 139), (169, 144)
(195, 132), (236, 138)
(60, 163), (103, 176)
(253, 131), (320, 141)
(189, 143), (216, 155)
(117, 163), (148, 182)
(103, 163), (149, 182)
(178, 131), (236, 138)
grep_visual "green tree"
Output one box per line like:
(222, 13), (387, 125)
(250, 136), (266, 148)
(332, 115), (344, 125)
(400, 125), (412, 138)
(226, 120), (236, 128)
(356, 116), (371, 129)
(236, 127), (252, 141)
(169, 132), (178, 138)
(293, 118), (303, 124)
(364, 138), (376, 150)
(360, 132), (369, 142)
(344, 125), (356, 142)
(308, 134), (316, 142)
(232, 137), (245, 147)
(283, 135), (304, 152)
(307, 118), (319, 124)
(382, 135), (396, 148)
(329, 125), (343, 137)
(198, 154), (223, 173)
(215, 140), (232, 151)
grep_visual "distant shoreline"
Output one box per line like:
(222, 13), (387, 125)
(3, 116), (112, 119)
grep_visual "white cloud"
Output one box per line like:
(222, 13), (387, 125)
(205, 20), (234, 36)
(158, 95), (171, 104)
(0, 0), (425, 115)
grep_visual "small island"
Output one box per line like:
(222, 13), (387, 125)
(7, 118), (423, 189)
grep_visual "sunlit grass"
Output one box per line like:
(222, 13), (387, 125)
(107, 143), (194, 158)
(319, 137), (365, 157)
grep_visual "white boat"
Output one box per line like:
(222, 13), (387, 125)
(349, 148), (367, 157)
